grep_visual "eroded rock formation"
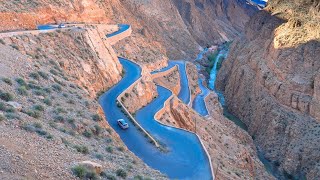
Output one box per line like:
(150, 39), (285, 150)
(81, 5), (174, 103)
(216, 0), (320, 178)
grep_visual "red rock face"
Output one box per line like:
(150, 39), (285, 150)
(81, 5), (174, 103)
(216, 1), (320, 178)
(0, 0), (257, 60)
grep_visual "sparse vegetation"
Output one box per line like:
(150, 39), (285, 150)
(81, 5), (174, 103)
(92, 114), (102, 121)
(5, 113), (20, 120)
(83, 130), (93, 138)
(33, 89), (46, 96)
(52, 84), (62, 92)
(15, 77), (27, 86)
(17, 86), (28, 96)
(0, 91), (14, 101)
(24, 110), (41, 119)
(54, 115), (64, 122)
(206, 50), (219, 74)
(22, 122), (52, 138)
(33, 104), (44, 111)
(106, 146), (113, 153)
(117, 146), (125, 152)
(72, 165), (87, 178)
(43, 98), (52, 106)
(38, 71), (49, 80)
(116, 169), (127, 178)
(95, 153), (104, 161)
(74, 145), (89, 154)
(29, 72), (40, 80)
(2, 78), (12, 85)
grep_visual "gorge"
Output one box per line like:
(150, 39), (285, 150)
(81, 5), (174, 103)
(0, 0), (319, 180)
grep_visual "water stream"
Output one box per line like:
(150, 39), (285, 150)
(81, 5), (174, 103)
(202, 46), (279, 178)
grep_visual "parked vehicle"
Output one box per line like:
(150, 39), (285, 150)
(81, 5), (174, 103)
(58, 23), (66, 28)
(117, 119), (129, 129)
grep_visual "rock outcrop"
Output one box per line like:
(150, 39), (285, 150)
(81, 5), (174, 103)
(0, 0), (257, 60)
(153, 66), (181, 96)
(216, 0), (320, 179)
(156, 91), (273, 179)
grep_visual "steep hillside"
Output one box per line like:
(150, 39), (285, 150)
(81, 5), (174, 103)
(0, 25), (165, 179)
(216, 0), (320, 179)
(0, 0), (257, 60)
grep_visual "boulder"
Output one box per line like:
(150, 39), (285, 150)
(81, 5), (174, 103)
(78, 161), (102, 174)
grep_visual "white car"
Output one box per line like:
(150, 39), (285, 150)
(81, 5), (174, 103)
(58, 23), (66, 28)
(117, 119), (129, 129)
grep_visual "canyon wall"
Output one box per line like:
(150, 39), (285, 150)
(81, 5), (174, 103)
(0, 0), (257, 60)
(156, 93), (274, 179)
(216, 0), (320, 179)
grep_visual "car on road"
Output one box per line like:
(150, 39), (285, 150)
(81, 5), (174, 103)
(58, 23), (66, 28)
(117, 119), (129, 129)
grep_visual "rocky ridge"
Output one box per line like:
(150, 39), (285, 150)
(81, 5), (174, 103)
(216, 0), (320, 179)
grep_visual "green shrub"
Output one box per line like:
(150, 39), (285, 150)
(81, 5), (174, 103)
(50, 69), (58, 76)
(25, 110), (41, 119)
(117, 146), (125, 152)
(82, 130), (93, 138)
(92, 114), (102, 121)
(93, 125), (102, 136)
(0, 102), (8, 111)
(67, 118), (75, 124)
(29, 72), (40, 80)
(33, 89), (46, 96)
(28, 83), (41, 90)
(43, 87), (52, 94)
(54, 115), (64, 122)
(33, 122), (42, 129)
(85, 171), (98, 180)
(95, 153), (104, 161)
(74, 145), (89, 154)
(2, 78), (12, 85)
(22, 123), (49, 137)
(105, 174), (116, 180)
(52, 84), (62, 92)
(15, 77), (27, 86)
(106, 146), (113, 153)
(38, 71), (49, 80)
(0, 92), (14, 101)
(72, 165), (86, 178)
(72, 165), (98, 180)
(55, 107), (66, 114)
(43, 98), (52, 106)
(17, 86), (28, 96)
(5, 107), (15, 113)
(116, 169), (127, 178)
(33, 104), (44, 111)
(134, 175), (144, 180)
(46, 134), (54, 140)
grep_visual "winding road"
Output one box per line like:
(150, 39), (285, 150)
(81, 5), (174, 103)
(104, 26), (212, 179)
(151, 61), (191, 104)
(192, 77), (210, 116)
(100, 58), (212, 179)
(37, 24), (212, 179)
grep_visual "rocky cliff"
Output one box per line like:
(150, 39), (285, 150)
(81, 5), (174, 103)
(216, 0), (320, 179)
(0, 0), (257, 60)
